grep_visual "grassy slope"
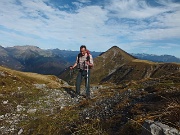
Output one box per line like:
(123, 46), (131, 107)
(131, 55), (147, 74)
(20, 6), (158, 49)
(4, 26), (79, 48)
(0, 66), (73, 134)
(21, 72), (180, 135)
(0, 66), (67, 116)
(0, 66), (66, 89)
(1, 64), (180, 134)
(100, 59), (180, 85)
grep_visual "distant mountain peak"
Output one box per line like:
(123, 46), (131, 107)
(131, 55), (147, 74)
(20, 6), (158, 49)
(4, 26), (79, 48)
(108, 46), (124, 52)
(110, 45), (120, 49)
(11, 45), (41, 51)
(102, 45), (135, 62)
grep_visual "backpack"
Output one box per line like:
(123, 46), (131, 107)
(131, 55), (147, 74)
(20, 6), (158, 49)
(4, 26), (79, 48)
(77, 50), (91, 69)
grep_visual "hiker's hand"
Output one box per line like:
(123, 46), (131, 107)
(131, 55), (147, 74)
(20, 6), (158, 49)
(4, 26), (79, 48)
(86, 61), (93, 67)
(86, 61), (90, 65)
(70, 66), (73, 70)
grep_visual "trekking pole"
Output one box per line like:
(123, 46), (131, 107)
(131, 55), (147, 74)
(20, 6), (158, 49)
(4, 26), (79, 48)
(69, 66), (73, 83)
(86, 64), (89, 96)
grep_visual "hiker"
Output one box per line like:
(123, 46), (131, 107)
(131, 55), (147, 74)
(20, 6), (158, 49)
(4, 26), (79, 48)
(70, 45), (94, 99)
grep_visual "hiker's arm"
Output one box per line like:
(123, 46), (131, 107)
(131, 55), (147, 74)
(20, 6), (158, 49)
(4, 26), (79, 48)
(87, 55), (94, 67)
(71, 63), (77, 69)
(70, 56), (78, 69)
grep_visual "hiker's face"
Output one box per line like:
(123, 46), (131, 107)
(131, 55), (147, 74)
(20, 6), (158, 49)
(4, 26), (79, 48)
(80, 48), (86, 55)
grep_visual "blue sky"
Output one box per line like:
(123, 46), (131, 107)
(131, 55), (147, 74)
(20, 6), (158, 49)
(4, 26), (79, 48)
(0, 0), (180, 57)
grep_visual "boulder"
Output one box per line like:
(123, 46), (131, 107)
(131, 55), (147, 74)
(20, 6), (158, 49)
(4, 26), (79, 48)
(141, 120), (180, 135)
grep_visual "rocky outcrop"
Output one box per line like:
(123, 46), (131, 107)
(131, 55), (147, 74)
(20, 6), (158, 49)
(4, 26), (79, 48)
(0, 86), (83, 135)
(141, 120), (180, 135)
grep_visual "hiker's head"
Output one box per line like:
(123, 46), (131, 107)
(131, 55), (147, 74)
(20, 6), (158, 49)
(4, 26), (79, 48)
(80, 45), (86, 55)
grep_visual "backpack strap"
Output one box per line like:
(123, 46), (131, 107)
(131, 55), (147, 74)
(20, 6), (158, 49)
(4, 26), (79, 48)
(77, 53), (81, 63)
(77, 50), (91, 63)
(86, 49), (90, 62)
(86, 55), (90, 62)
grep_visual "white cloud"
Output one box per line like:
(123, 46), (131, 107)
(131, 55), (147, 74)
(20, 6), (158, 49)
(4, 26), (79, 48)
(0, 0), (179, 57)
(77, 0), (91, 3)
(105, 0), (167, 19)
(158, 43), (179, 49)
(104, 0), (180, 40)
(0, 0), (110, 50)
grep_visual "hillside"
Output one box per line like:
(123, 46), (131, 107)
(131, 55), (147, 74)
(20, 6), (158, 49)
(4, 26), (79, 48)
(100, 59), (180, 84)
(59, 46), (180, 85)
(132, 53), (180, 63)
(59, 46), (136, 83)
(92, 47), (180, 84)
(0, 46), (23, 70)
(91, 46), (135, 83)
(0, 45), (69, 75)
(0, 66), (68, 89)
(1, 66), (179, 134)
(0, 66), (77, 134)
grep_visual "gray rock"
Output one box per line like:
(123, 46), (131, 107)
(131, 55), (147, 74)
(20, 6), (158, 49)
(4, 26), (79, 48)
(33, 84), (46, 89)
(141, 120), (180, 135)
(2, 100), (8, 104)
(0, 71), (6, 77)
(18, 128), (23, 135)
(27, 109), (37, 114)
(17, 105), (25, 112)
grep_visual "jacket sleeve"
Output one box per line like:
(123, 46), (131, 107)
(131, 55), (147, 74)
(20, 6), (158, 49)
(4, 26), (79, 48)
(90, 54), (94, 65)
(75, 55), (78, 64)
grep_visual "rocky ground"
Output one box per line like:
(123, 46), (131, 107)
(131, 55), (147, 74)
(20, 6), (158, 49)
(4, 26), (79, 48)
(0, 86), (77, 134)
(0, 70), (180, 135)
(0, 77), (102, 135)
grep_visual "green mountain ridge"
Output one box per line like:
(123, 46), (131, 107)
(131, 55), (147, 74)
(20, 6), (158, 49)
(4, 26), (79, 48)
(1, 45), (179, 78)
(60, 46), (180, 85)
(91, 46), (136, 83)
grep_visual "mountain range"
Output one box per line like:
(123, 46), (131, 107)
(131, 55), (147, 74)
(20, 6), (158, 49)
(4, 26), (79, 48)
(0, 45), (179, 77)
(0, 45), (101, 75)
(132, 53), (180, 63)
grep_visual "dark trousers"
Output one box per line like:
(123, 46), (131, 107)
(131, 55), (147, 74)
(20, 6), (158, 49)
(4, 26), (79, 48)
(76, 69), (90, 97)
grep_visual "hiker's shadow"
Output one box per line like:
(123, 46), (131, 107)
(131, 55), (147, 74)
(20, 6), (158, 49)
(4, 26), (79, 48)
(63, 87), (77, 98)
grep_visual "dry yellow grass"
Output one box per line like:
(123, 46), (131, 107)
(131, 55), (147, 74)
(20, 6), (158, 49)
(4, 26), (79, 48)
(132, 59), (156, 64)
(0, 66), (66, 88)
